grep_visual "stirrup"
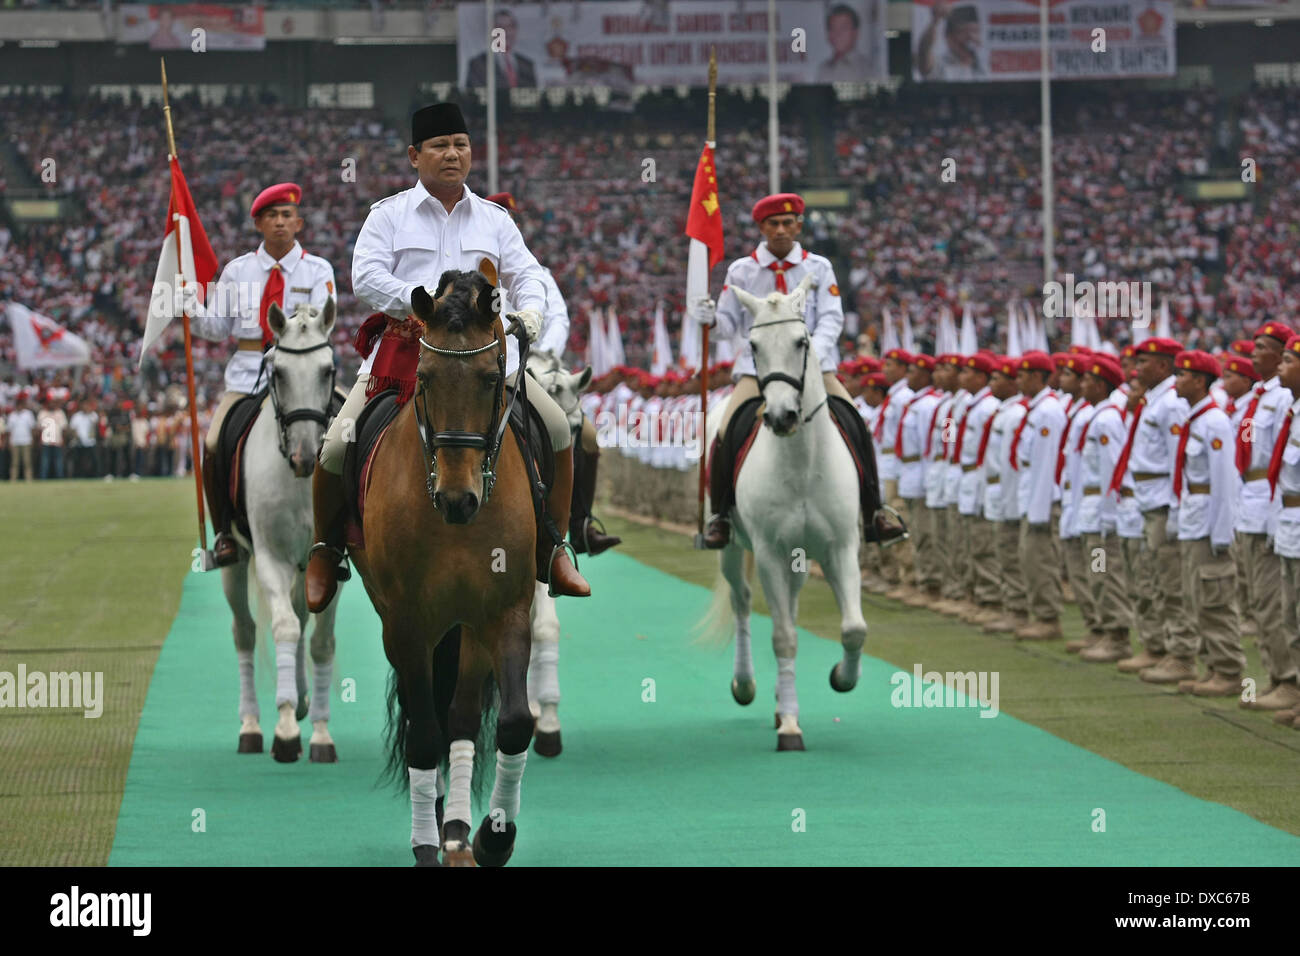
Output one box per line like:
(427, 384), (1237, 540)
(308, 541), (351, 582)
(871, 505), (909, 550)
(545, 540), (581, 599)
(582, 515), (610, 553)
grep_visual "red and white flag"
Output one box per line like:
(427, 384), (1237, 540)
(141, 156), (218, 367)
(684, 143), (724, 365)
(7, 302), (92, 369)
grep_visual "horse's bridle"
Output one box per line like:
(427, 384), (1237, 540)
(751, 318), (826, 424)
(258, 341), (337, 460)
(413, 320), (530, 506)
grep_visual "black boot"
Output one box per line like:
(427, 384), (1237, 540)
(201, 450), (239, 567)
(569, 444), (621, 556)
(702, 435), (734, 549)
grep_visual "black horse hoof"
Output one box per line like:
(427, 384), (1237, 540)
(295, 695), (310, 722)
(441, 820), (475, 867)
(534, 730), (562, 758)
(829, 662), (856, 693)
(472, 816), (517, 867)
(271, 735), (302, 763)
(237, 733), (263, 754)
(309, 742), (338, 763)
(777, 733), (805, 752)
(731, 677), (756, 705)
(413, 844), (442, 867)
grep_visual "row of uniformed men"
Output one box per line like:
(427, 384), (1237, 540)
(843, 326), (1300, 728)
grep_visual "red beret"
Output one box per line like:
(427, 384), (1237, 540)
(993, 355), (1017, 377)
(485, 192), (517, 211)
(1083, 355), (1124, 388)
(1254, 322), (1295, 346)
(250, 182), (303, 218)
(1221, 354), (1260, 382)
(964, 353), (995, 374)
(863, 372), (888, 388)
(1137, 337), (1183, 357)
(1175, 350), (1220, 378)
(1230, 339), (1256, 356)
(910, 354), (936, 371)
(1284, 334), (1300, 355)
(884, 348), (914, 365)
(752, 193), (804, 223)
(1121, 344), (1137, 359)
(1051, 352), (1072, 369)
(1018, 350), (1054, 374)
(858, 356), (883, 373)
(1068, 345), (1094, 356)
(937, 353), (962, 366)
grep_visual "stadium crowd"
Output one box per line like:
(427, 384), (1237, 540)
(1, 83), (1298, 480)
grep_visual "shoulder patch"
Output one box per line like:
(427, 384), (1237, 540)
(1040, 426), (1050, 437)
(828, 284), (839, 297)
(326, 280), (334, 296)
(1211, 437), (1223, 450)
(1171, 424), (1181, 436)
(1099, 434), (1109, 445)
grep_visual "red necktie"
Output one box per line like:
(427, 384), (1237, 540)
(951, 404), (974, 464)
(1109, 398), (1146, 494)
(1173, 401), (1217, 499)
(925, 396), (948, 458)
(1235, 383), (1264, 475)
(1007, 398), (1032, 471)
(975, 411), (998, 467)
(873, 391), (892, 441)
(895, 387), (931, 459)
(258, 262), (285, 348)
(1269, 408), (1294, 497)
(766, 260), (789, 293)
(1056, 401), (1090, 485)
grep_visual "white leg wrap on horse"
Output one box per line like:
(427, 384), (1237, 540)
(445, 739), (475, 826)
(489, 749), (527, 823)
(237, 650), (258, 718)
(295, 637), (308, 697)
(776, 656), (798, 716)
(310, 658), (332, 723)
(275, 642), (298, 707)
(734, 625), (754, 682)
(532, 641), (560, 705)
(409, 767), (441, 848)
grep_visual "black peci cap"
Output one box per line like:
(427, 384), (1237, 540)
(411, 102), (469, 146)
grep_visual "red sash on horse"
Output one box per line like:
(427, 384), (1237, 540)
(355, 312), (423, 405)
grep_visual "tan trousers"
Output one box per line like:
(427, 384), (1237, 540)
(204, 390), (250, 454)
(1020, 518), (1063, 623)
(1063, 536), (1102, 632)
(941, 503), (968, 600)
(1179, 537), (1244, 675)
(1138, 508), (1192, 657)
(580, 416), (598, 454)
(910, 500), (942, 591)
(9, 444), (33, 482)
(997, 519), (1027, 615)
(965, 514), (1000, 607)
(1083, 532), (1134, 633)
(1279, 557), (1300, 679)
(1236, 531), (1293, 684)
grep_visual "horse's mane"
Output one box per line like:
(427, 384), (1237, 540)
(429, 270), (496, 335)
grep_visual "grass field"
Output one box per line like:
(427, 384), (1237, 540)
(3, 478), (1300, 865)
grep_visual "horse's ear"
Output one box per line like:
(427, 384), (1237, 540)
(477, 257), (498, 288)
(732, 286), (762, 318)
(576, 366), (593, 391)
(320, 297), (336, 335)
(411, 284), (435, 321)
(268, 301), (287, 339)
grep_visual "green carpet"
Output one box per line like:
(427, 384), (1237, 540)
(110, 550), (1300, 866)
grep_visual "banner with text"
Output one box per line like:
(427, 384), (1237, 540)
(911, 0), (1175, 82)
(457, 0), (887, 89)
(118, 5), (266, 51)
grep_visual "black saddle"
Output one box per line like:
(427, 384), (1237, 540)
(216, 391), (267, 539)
(825, 394), (887, 541)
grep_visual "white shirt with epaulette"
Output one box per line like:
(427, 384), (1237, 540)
(1175, 396), (1238, 548)
(1272, 397), (1300, 559)
(190, 240), (335, 394)
(1237, 376), (1289, 534)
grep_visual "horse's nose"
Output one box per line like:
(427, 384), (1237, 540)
(434, 489), (480, 524)
(764, 408), (798, 433)
(290, 451), (315, 477)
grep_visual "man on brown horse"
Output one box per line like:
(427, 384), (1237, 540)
(306, 102), (590, 612)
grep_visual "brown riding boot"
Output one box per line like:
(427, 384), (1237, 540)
(541, 448), (591, 598)
(306, 466), (349, 613)
(201, 451), (239, 567)
(569, 445), (621, 556)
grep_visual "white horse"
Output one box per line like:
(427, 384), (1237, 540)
(709, 276), (867, 751)
(222, 300), (344, 763)
(523, 350), (592, 757)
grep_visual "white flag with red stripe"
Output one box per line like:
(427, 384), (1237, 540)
(141, 156), (219, 367)
(7, 302), (91, 369)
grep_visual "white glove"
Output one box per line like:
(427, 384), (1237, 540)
(689, 295), (717, 328)
(508, 309), (543, 344)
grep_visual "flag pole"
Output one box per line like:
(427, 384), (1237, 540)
(161, 58), (210, 559)
(696, 48), (717, 545)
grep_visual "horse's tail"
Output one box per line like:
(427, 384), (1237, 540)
(381, 669), (406, 790)
(471, 673), (499, 808)
(692, 550), (755, 648)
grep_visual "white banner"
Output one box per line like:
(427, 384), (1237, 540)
(911, 0), (1175, 82)
(457, 0), (887, 89)
(7, 303), (92, 370)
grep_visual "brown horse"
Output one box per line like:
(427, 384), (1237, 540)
(350, 267), (536, 867)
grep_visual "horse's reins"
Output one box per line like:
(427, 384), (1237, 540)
(255, 341), (337, 460)
(750, 317), (826, 424)
(413, 318), (530, 506)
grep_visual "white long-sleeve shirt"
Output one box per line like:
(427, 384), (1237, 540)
(1271, 397), (1300, 559)
(714, 241), (843, 379)
(923, 390), (954, 509)
(897, 385), (940, 499)
(942, 388), (971, 506)
(1016, 388), (1066, 524)
(190, 240), (335, 394)
(1127, 374), (1189, 514)
(956, 387), (998, 516)
(1059, 401), (1094, 539)
(1236, 376), (1289, 534)
(1077, 402), (1127, 535)
(872, 378), (914, 481)
(352, 181), (547, 377)
(984, 395), (1027, 522)
(1175, 395), (1238, 548)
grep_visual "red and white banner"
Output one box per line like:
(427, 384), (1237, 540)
(118, 4), (266, 51)
(141, 157), (219, 366)
(7, 303), (92, 370)
(912, 0), (1175, 82)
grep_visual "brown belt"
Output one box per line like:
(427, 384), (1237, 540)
(899, 454), (921, 464)
(1186, 482), (1210, 495)
(986, 476), (1000, 486)
(1082, 486), (1101, 496)
(1119, 488), (1134, 498)
(1243, 468), (1269, 482)
(1133, 471), (1168, 482)
(1063, 480), (1071, 490)
(237, 338), (265, 351)
(1284, 494), (1300, 508)
(962, 463), (980, 473)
